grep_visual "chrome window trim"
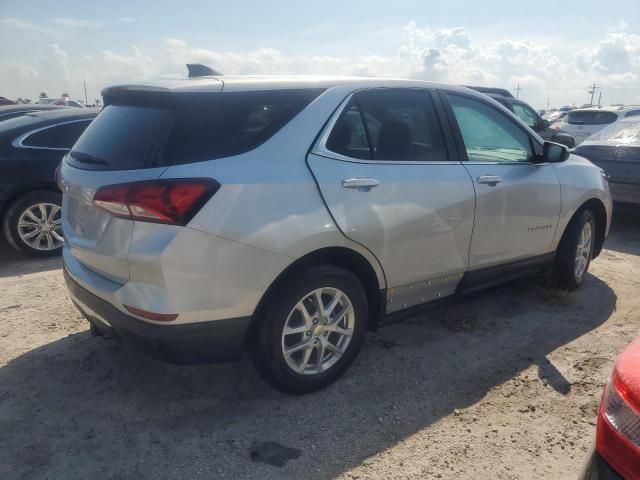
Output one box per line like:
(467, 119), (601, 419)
(12, 118), (92, 152)
(311, 89), (459, 166)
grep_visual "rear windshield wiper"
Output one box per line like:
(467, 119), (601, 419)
(69, 151), (108, 165)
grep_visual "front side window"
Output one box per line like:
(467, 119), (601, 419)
(447, 94), (534, 163)
(625, 110), (640, 118)
(513, 102), (538, 130)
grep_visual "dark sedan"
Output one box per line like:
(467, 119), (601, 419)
(0, 108), (98, 256)
(0, 104), (70, 123)
(573, 118), (640, 206)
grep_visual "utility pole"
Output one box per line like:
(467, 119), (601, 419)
(547, 87), (550, 111)
(589, 82), (599, 106)
(83, 80), (88, 105)
(515, 83), (521, 99)
(597, 91), (602, 108)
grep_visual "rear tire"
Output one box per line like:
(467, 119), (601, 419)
(250, 266), (368, 394)
(552, 209), (596, 290)
(2, 191), (63, 257)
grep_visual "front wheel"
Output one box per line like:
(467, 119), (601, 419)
(552, 209), (596, 290)
(251, 266), (368, 394)
(3, 191), (63, 257)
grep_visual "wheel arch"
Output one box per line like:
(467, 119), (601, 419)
(247, 246), (386, 346)
(0, 183), (60, 223)
(560, 198), (608, 259)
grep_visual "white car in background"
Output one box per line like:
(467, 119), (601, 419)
(552, 105), (640, 145)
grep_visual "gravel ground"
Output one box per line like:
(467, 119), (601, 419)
(1, 207), (639, 480)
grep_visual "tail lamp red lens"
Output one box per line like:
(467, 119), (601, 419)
(93, 178), (219, 225)
(596, 338), (640, 480)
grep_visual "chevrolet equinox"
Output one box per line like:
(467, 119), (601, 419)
(60, 69), (612, 393)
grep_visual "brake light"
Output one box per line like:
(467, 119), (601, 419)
(596, 338), (640, 480)
(93, 179), (219, 225)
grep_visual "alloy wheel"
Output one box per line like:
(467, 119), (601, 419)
(280, 287), (355, 375)
(574, 221), (592, 279)
(17, 203), (63, 251)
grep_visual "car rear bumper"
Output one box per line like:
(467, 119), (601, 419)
(64, 267), (250, 364)
(579, 449), (624, 480)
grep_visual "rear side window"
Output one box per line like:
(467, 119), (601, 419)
(358, 90), (447, 161)
(447, 93), (533, 163)
(22, 120), (91, 149)
(326, 89), (447, 162)
(69, 89), (324, 170)
(326, 99), (371, 159)
(567, 111), (618, 125)
(625, 110), (640, 118)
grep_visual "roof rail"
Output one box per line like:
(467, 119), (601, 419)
(186, 64), (223, 78)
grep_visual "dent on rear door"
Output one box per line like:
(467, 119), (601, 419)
(307, 153), (475, 312)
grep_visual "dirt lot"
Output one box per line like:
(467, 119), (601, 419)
(1, 207), (639, 480)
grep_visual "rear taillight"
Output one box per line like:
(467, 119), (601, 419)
(93, 178), (219, 225)
(596, 340), (640, 480)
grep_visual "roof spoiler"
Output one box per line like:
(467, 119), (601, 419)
(187, 64), (223, 78)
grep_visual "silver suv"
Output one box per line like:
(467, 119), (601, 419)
(60, 72), (612, 393)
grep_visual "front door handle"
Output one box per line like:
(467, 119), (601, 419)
(477, 175), (502, 185)
(342, 178), (380, 191)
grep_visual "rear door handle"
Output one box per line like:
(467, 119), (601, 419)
(342, 178), (380, 190)
(477, 175), (502, 185)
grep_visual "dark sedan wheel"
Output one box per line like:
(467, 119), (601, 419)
(3, 191), (63, 257)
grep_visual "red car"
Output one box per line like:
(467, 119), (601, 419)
(581, 337), (640, 479)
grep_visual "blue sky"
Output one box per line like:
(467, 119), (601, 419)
(1, 0), (639, 108)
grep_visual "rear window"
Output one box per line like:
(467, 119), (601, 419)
(586, 120), (640, 144)
(567, 110), (618, 126)
(68, 89), (324, 170)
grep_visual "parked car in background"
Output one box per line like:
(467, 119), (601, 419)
(579, 336), (640, 480)
(0, 104), (69, 123)
(463, 85), (514, 98)
(60, 70), (611, 393)
(0, 108), (98, 256)
(573, 118), (640, 206)
(51, 97), (85, 108)
(483, 93), (576, 148)
(0, 96), (17, 106)
(552, 106), (640, 145)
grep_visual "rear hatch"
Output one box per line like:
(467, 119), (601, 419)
(60, 81), (223, 283)
(575, 144), (640, 185)
(575, 121), (640, 185)
(561, 110), (619, 143)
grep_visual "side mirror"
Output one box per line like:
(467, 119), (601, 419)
(543, 141), (570, 163)
(543, 119), (550, 128)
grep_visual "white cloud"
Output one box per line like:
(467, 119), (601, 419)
(0, 17), (58, 34)
(2, 22), (639, 108)
(49, 17), (103, 29)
